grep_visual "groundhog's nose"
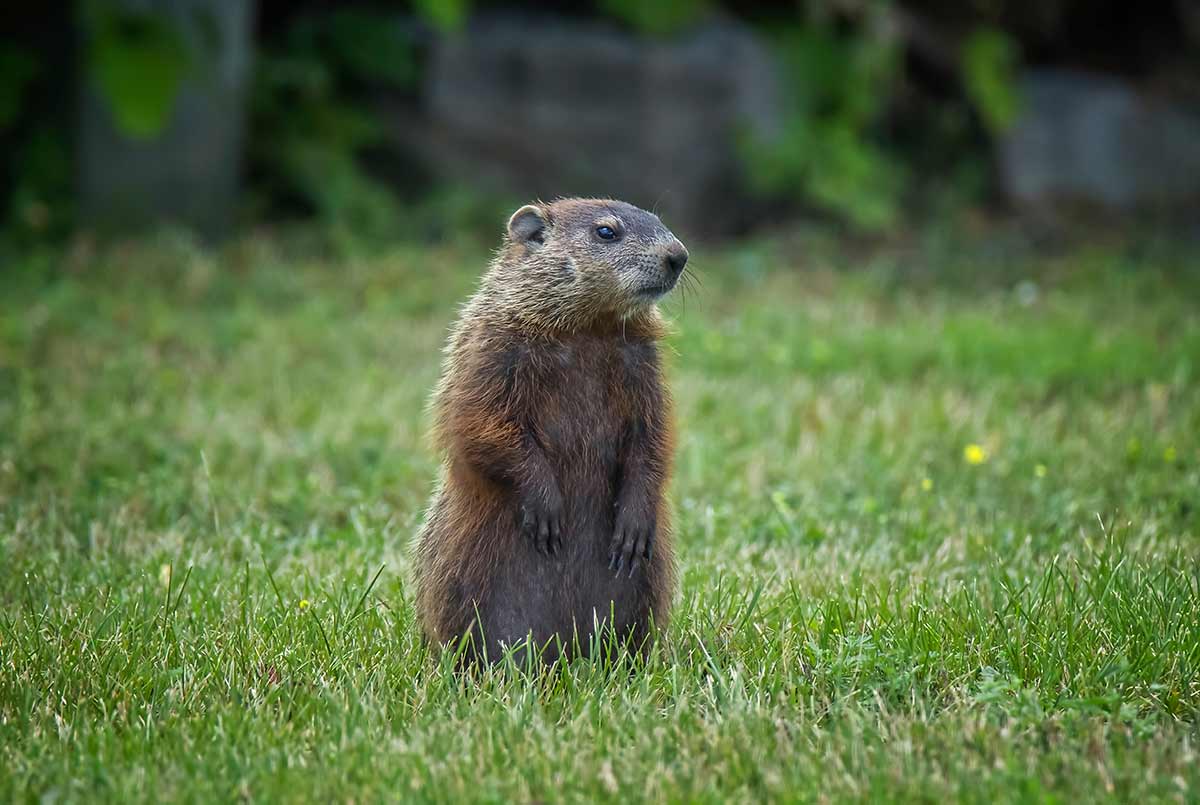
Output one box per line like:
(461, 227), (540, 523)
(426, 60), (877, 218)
(665, 242), (689, 278)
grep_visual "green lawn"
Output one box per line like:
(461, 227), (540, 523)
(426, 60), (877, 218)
(2, 232), (1199, 802)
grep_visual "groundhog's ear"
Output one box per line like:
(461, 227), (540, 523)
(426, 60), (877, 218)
(507, 204), (547, 248)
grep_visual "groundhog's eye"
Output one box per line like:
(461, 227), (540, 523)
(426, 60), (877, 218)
(595, 225), (617, 241)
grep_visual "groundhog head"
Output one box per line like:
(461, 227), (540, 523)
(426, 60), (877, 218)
(502, 198), (689, 320)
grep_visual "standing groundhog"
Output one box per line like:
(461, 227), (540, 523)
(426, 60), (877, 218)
(413, 197), (688, 664)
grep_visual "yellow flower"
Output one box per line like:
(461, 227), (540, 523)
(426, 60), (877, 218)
(1034, 464), (1047, 478)
(963, 444), (988, 465)
(920, 477), (933, 492)
(1163, 446), (1177, 463)
(298, 599), (311, 611)
(159, 564), (172, 588)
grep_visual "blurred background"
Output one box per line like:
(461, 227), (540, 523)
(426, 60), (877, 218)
(2, 0), (1199, 248)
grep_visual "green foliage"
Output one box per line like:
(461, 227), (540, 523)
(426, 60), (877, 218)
(293, 8), (418, 87)
(599, 0), (712, 35)
(396, 184), (525, 243)
(250, 9), (417, 235)
(2, 128), (73, 244)
(2, 236), (1199, 800)
(80, 2), (191, 139)
(0, 43), (71, 247)
(962, 28), (1022, 134)
(742, 23), (905, 232)
(0, 44), (38, 130)
(412, 0), (471, 33)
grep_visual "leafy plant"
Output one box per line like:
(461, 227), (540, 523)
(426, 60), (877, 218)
(0, 44), (39, 130)
(741, 21), (905, 232)
(0, 128), (72, 250)
(962, 28), (1022, 135)
(412, 0), (471, 33)
(0, 41), (70, 246)
(250, 8), (421, 235)
(302, 8), (419, 86)
(599, 0), (712, 35)
(79, 2), (192, 139)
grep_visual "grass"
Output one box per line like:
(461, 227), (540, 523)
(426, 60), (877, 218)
(1, 230), (1199, 802)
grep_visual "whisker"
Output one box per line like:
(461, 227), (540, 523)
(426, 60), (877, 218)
(671, 269), (701, 316)
(651, 190), (670, 217)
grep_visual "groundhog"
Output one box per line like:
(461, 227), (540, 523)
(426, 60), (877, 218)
(412, 197), (688, 665)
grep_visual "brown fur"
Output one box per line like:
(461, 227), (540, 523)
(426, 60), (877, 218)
(412, 198), (689, 664)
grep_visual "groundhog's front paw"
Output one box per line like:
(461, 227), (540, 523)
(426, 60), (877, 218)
(519, 485), (563, 556)
(609, 507), (655, 578)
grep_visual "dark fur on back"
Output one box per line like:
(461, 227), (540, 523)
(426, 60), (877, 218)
(412, 198), (688, 663)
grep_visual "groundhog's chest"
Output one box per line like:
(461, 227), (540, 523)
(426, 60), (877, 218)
(527, 334), (655, 466)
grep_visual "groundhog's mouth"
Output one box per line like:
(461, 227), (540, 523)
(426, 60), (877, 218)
(637, 281), (676, 300)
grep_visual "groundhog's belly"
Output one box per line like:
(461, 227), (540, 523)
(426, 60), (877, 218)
(476, 448), (654, 660)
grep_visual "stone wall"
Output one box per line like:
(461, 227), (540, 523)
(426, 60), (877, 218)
(77, 0), (253, 237)
(1000, 69), (1200, 214)
(383, 14), (783, 237)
